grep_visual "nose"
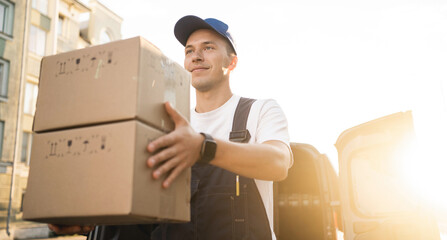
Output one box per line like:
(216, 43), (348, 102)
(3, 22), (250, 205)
(191, 50), (203, 63)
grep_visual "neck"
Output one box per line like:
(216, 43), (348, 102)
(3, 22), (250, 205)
(195, 86), (233, 113)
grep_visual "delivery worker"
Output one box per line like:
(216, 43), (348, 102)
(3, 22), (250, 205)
(49, 15), (292, 240)
(147, 15), (292, 240)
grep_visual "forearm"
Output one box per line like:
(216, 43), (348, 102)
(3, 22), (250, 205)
(147, 102), (292, 187)
(210, 140), (291, 181)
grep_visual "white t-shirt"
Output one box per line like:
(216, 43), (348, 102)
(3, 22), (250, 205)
(190, 94), (291, 240)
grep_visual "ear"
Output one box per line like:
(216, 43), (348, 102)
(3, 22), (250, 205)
(228, 56), (238, 71)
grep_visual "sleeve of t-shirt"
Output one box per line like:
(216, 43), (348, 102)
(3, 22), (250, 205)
(255, 99), (289, 144)
(254, 99), (293, 167)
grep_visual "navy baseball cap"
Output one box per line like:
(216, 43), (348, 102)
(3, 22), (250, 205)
(174, 15), (237, 55)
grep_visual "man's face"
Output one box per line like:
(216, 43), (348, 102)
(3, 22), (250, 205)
(184, 29), (233, 92)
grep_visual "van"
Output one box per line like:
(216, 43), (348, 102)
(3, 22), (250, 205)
(275, 111), (441, 240)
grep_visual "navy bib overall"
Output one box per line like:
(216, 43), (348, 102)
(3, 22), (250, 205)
(151, 97), (272, 240)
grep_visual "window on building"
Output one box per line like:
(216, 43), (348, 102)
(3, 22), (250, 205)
(57, 15), (64, 36)
(0, 58), (9, 99)
(100, 30), (112, 44)
(0, 121), (4, 159)
(20, 191), (26, 211)
(0, 0), (14, 37)
(29, 25), (46, 56)
(32, 0), (48, 15)
(0, 4), (5, 32)
(21, 132), (32, 164)
(24, 82), (38, 115)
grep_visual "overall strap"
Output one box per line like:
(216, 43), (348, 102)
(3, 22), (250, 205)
(229, 97), (273, 239)
(230, 97), (256, 143)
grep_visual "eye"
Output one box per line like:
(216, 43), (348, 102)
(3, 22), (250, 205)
(185, 49), (193, 55)
(204, 46), (214, 51)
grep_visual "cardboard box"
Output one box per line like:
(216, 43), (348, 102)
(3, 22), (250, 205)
(23, 120), (191, 225)
(33, 36), (190, 133)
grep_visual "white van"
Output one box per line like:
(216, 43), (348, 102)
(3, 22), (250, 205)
(274, 111), (441, 240)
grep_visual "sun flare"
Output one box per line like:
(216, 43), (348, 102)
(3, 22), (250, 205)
(399, 119), (447, 213)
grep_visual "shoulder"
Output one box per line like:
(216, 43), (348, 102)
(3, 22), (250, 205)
(254, 98), (282, 108)
(246, 97), (289, 140)
(250, 98), (286, 119)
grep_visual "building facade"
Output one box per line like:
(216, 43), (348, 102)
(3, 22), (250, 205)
(0, 1), (30, 239)
(0, 0), (121, 239)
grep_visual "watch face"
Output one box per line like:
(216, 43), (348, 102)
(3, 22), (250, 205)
(203, 139), (217, 159)
(199, 133), (217, 164)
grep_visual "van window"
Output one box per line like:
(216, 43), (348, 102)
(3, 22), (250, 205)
(350, 144), (417, 216)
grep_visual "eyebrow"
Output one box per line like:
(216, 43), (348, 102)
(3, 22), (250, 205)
(185, 41), (217, 50)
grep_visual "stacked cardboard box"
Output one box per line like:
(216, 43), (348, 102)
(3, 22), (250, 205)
(23, 37), (191, 225)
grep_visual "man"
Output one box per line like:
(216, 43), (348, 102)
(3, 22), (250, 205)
(147, 15), (292, 239)
(50, 15), (292, 239)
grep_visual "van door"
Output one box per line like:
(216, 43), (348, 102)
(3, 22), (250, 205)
(335, 111), (440, 240)
(275, 143), (341, 240)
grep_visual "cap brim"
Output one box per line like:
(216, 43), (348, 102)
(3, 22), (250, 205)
(174, 15), (216, 46)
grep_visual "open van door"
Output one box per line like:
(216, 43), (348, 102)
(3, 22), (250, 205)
(335, 111), (440, 240)
(275, 143), (342, 240)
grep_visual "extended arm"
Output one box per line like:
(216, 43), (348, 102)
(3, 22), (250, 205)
(212, 139), (290, 180)
(147, 102), (291, 188)
(48, 224), (94, 235)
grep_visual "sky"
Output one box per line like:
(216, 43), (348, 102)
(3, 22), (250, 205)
(88, 0), (447, 214)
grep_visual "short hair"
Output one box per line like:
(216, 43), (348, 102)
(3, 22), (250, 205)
(224, 39), (236, 57)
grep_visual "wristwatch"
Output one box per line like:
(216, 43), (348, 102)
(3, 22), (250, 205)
(197, 132), (217, 164)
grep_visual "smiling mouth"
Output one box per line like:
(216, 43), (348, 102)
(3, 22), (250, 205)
(191, 67), (209, 72)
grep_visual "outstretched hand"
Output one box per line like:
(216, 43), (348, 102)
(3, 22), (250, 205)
(147, 102), (204, 188)
(48, 224), (95, 235)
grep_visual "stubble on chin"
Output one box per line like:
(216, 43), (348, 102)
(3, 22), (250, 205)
(192, 79), (213, 92)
